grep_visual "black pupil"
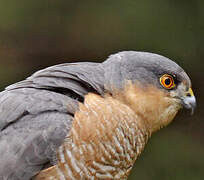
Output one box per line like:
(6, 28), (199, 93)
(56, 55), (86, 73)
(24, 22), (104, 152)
(165, 78), (171, 85)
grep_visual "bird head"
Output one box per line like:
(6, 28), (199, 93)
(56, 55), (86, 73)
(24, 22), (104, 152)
(102, 51), (196, 132)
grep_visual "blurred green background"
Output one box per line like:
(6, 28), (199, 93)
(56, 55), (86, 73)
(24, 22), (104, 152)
(0, 0), (203, 179)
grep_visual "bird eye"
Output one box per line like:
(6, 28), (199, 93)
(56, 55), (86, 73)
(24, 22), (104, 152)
(160, 74), (175, 89)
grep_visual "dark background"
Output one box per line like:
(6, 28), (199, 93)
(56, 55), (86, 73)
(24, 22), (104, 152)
(0, 0), (203, 179)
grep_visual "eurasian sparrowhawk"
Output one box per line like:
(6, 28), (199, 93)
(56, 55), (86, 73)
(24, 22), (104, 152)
(0, 51), (196, 180)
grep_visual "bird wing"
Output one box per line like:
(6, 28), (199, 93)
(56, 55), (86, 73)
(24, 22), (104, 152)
(0, 88), (77, 180)
(0, 62), (104, 180)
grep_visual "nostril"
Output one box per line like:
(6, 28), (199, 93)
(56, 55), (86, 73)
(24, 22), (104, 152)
(186, 93), (191, 97)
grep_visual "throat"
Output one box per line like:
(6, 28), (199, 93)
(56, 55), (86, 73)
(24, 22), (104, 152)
(114, 83), (181, 133)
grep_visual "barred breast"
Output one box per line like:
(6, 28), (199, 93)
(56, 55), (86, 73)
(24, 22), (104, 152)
(34, 93), (148, 180)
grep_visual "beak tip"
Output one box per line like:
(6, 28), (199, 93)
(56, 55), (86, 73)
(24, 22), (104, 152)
(182, 95), (196, 115)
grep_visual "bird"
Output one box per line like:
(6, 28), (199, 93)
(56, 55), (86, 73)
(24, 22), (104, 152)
(0, 51), (196, 180)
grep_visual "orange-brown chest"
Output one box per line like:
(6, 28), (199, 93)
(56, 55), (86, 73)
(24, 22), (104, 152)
(55, 94), (148, 180)
(34, 94), (148, 180)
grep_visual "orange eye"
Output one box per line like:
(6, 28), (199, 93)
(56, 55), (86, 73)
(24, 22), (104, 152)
(160, 74), (175, 89)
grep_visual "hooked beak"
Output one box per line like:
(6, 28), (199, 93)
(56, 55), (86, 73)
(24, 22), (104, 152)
(181, 88), (196, 115)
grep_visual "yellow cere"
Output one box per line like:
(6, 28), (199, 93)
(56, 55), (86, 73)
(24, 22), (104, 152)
(188, 88), (194, 96)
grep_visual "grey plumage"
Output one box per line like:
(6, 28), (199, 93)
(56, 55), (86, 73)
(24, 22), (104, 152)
(0, 62), (104, 180)
(0, 51), (191, 180)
